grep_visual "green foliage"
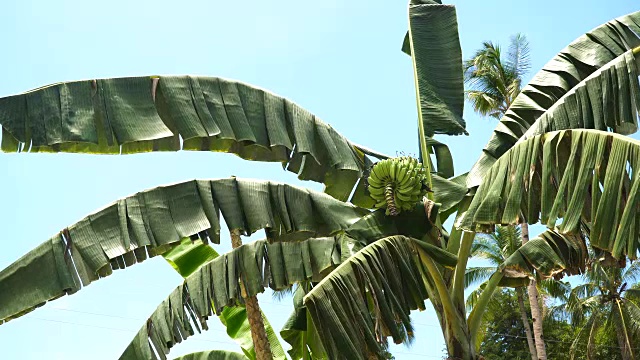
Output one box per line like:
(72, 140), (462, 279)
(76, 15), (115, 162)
(478, 289), (597, 360)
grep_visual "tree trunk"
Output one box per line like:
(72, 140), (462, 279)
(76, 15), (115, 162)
(521, 223), (547, 360)
(231, 229), (273, 360)
(516, 287), (538, 360)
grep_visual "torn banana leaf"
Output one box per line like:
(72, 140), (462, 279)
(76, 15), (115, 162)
(501, 229), (588, 285)
(162, 240), (285, 360)
(0, 75), (384, 202)
(467, 11), (640, 188)
(218, 307), (286, 360)
(461, 129), (640, 260)
(0, 178), (368, 324)
(303, 236), (430, 360)
(280, 285), (326, 360)
(119, 238), (341, 360)
(173, 350), (248, 360)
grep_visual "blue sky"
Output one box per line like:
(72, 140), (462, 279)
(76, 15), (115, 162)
(0, 1), (638, 359)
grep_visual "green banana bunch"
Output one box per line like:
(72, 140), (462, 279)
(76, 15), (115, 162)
(366, 156), (428, 215)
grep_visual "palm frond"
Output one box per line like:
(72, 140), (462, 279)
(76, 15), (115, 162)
(464, 282), (488, 312)
(506, 33), (531, 80)
(622, 261), (640, 283)
(464, 267), (496, 288)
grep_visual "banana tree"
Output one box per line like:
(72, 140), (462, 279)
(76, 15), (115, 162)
(2, 2), (640, 360)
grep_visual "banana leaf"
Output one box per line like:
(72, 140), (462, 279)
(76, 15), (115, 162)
(431, 172), (468, 223)
(173, 350), (248, 360)
(461, 129), (640, 260)
(500, 229), (588, 285)
(426, 137), (454, 178)
(0, 75), (382, 202)
(407, 0), (466, 136)
(163, 240), (286, 360)
(0, 178), (368, 324)
(119, 238), (341, 360)
(303, 236), (430, 360)
(280, 285), (326, 360)
(345, 205), (434, 246)
(218, 307), (286, 360)
(467, 11), (640, 188)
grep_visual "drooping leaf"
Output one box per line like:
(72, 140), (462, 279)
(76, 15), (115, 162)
(303, 236), (429, 360)
(0, 178), (368, 324)
(408, 1), (466, 136)
(172, 350), (248, 360)
(520, 49), (640, 140)
(467, 12), (640, 188)
(501, 229), (588, 284)
(219, 307), (286, 360)
(426, 137), (454, 178)
(280, 285), (326, 360)
(162, 240), (285, 360)
(119, 238), (341, 360)
(163, 238), (220, 278)
(461, 129), (640, 260)
(0, 75), (384, 202)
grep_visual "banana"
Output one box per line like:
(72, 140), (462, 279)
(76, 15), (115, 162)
(368, 185), (385, 197)
(388, 160), (397, 181)
(367, 175), (382, 188)
(366, 155), (428, 216)
(395, 164), (409, 184)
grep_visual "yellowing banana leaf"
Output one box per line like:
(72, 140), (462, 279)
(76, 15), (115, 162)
(467, 11), (640, 188)
(173, 351), (248, 360)
(163, 240), (285, 360)
(407, 1), (466, 136)
(303, 236), (430, 360)
(0, 178), (368, 324)
(461, 129), (640, 260)
(0, 75), (383, 202)
(119, 238), (341, 360)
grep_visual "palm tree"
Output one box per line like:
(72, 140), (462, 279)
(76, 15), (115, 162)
(464, 34), (548, 360)
(1, 3), (640, 360)
(551, 261), (640, 360)
(465, 226), (538, 360)
(464, 33), (530, 120)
